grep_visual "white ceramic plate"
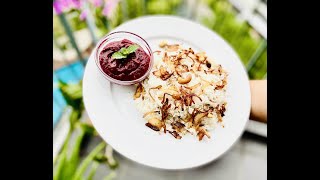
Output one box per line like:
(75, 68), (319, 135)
(83, 15), (251, 170)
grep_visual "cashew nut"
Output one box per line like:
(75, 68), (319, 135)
(178, 74), (192, 84)
(172, 94), (181, 100)
(207, 113), (213, 118)
(148, 118), (163, 128)
(159, 40), (167, 48)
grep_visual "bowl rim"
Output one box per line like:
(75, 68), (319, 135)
(94, 31), (154, 85)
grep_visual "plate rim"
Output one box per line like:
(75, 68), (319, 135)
(83, 15), (251, 170)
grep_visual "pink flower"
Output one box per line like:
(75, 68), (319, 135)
(59, 0), (69, 9)
(102, 0), (119, 17)
(53, 1), (63, 15)
(79, 9), (88, 20)
(53, 0), (82, 15)
(70, 0), (81, 9)
(90, 0), (103, 7)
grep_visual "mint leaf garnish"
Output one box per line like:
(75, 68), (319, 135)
(111, 51), (127, 59)
(111, 44), (139, 59)
(126, 44), (139, 54)
(119, 47), (129, 55)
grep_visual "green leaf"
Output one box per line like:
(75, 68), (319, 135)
(111, 44), (139, 59)
(64, 129), (86, 180)
(93, 153), (108, 163)
(103, 171), (116, 180)
(53, 130), (72, 180)
(73, 142), (106, 180)
(87, 162), (99, 180)
(111, 51), (127, 59)
(57, 80), (83, 112)
(119, 47), (128, 55)
(78, 122), (95, 136)
(125, 44), (139, 54)
(53, 146), (68, 180)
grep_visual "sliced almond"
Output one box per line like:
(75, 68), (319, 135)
(134, 84), (144, 99)
(152, 70), (161, 77)
(166, 44), (180, 52)
(153, 50), (161, 55)
(153, 66), (173, 81)
(160, 66), (167, 75)
(143, 111), (160, 118)
(196, 52), (206, 62)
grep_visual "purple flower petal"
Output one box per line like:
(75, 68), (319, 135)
(53, 1), (63, 15)
(90, 0), (103, 7)
(53, 0), (82, 14)
(102, 0), (119, 17)
(60, 0), (70, 9)
(79, 10), (88, 20)
(71, 0), (81, 9)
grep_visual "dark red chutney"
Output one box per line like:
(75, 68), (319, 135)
(99, 39), (150, 81)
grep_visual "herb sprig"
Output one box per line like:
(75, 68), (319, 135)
(111, 44), (139, 59)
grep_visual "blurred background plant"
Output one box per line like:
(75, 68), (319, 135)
(53, 0), (267, 179)
(54, 80), (118, 180)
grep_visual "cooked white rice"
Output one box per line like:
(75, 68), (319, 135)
(133, 43), (227, 140)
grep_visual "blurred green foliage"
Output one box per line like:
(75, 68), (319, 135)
(146, 0), (182, 14)
(54, 80), (118, 180)
(92, 6), (110, 37)
(201, 0), (267, 79)
(125, 0), (144, 18)
(53, 15), (65, 38)
(68, 9), (88, 31)
(53, 0), (266, 79)
(249, 46), (267, 78)
(109, 2), (123, 30)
